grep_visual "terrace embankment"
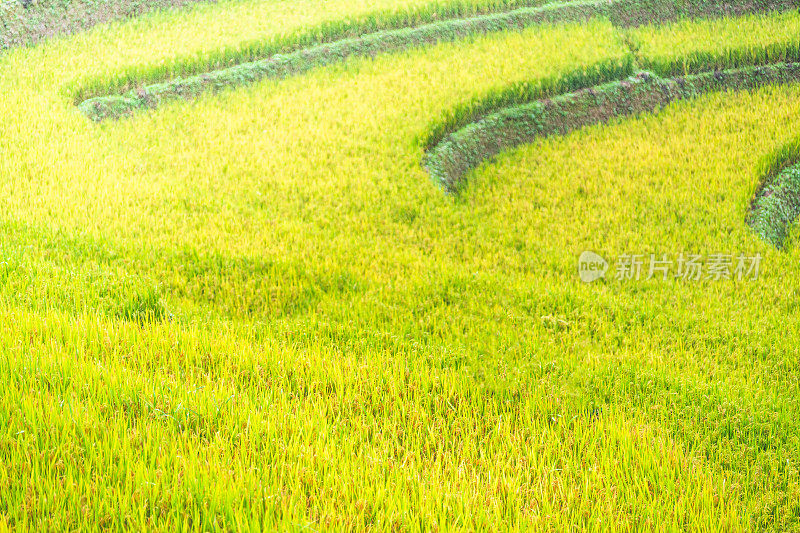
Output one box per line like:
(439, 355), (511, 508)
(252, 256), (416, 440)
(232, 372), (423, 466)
(424, 63), (800, 191)
(749, 152), (800, 248)
(76, 0), (797, 121)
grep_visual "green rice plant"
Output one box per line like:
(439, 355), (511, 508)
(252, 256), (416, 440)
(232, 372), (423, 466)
(113, 284), (167, 323)
(632, 10), (800, 75)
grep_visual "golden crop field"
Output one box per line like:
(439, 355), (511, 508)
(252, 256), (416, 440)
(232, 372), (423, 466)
(3, 0), (800, 530)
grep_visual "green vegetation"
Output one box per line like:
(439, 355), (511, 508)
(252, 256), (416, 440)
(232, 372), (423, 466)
(74, 0), (799, 121)
(425, 9), (800, 151)
(4, 0), (800, 530)
(78, 1), (602, 121)
(67, 0), (556, 103)
(749, 138), (800, 248)
(425, 63), (800, 191)
(749, 163), (800, 248)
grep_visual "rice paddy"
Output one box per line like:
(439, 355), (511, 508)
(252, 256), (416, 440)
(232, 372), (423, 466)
(3, 0), (800, 530)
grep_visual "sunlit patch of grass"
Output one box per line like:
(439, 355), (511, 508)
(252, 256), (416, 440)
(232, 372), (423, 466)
(0, 307), (747, 530)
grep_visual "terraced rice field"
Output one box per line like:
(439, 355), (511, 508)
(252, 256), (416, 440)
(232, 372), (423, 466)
(3, 0), (800, 530)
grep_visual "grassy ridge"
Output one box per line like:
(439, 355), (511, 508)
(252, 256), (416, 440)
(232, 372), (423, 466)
(748, 137), (800, 248)
(418, 9), (800, 246)
(424, 62), (800, 192)
(78, 1), (601, 121)
(74, 0), (798, 121)
(68, 0), (556, 103)
(424, 9), (800, 151)
(749, 163), (800, 248)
